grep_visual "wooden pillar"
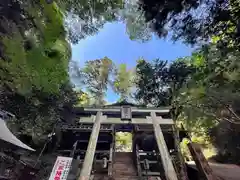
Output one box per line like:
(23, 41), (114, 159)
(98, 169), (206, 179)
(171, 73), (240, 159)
(78, 111), (103, 180)
(172, 125), (189, 180)
(135, 144), (142, 179)
(151, 112), (178, 180)
(108, 125), (115, 177)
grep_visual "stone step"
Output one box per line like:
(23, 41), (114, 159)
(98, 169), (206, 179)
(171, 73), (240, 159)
(113, 152), (138, 180)
(113, 170), (136, 175)
(114, 172), (137, 176)
(114, 159), (134, 163)
(114, 152), (132, 159)
(93, 175), (109, 180)
(113, 163), (135, 168)
(113, 176), (139, 180)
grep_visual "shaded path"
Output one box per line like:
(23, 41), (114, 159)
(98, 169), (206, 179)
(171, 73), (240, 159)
(186, 161), (240, 180)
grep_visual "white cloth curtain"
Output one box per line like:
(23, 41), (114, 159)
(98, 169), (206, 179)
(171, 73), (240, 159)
(0, 118), (35, 151)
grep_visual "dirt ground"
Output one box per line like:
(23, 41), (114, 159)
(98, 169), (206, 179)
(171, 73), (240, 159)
(186, 161), (240, 180)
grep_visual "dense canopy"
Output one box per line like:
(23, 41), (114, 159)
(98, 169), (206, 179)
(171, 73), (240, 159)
(1, 0), (240, 170)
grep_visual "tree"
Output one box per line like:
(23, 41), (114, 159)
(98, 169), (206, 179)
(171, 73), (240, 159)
(57, 0), (155, 44)
(1, 0), (69, 95)
(167, 60), (196, 120)
(135, 58), (194, 119)
(113, 64), (134, 101)
(176, 44), (240, 164)
(0, 0), (77, 143)
(138, 0), (240, 50)
(119, 0), (152, 42)
(181, 44), (240, 124)
(135, 59), (169, 106)
(57, 0), (124, 44)
(75, 90), (91, 107)
(80, 57), (114, 105)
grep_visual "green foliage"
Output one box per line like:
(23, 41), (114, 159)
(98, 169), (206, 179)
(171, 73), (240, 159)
(134, 58), (194, 119)
(115, 132), (132, 152)
(1, 34), (68, 95)
(135, 59), (168, 106)
(113, 64), (134, 101)
(0, 0), (77, 142)
(76, 91), (91, 107)
(25, 0), (66, 44)
(59, 0), (124, 44)
(120, 1), (152, 42)
(176, 43), (240, 163)
(0, 0), (70, 95)
(182, 44), (240, 124)
(138, 0), (240, 50)
(80, 57), (114, 105)
(209, 121), (240, 164)
(180, 137), (216, 161)
(133, 41), (240, 163)
(2, 0), (240, 166)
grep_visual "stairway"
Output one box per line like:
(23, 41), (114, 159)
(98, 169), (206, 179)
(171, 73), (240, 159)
(113, 152), (139, 180)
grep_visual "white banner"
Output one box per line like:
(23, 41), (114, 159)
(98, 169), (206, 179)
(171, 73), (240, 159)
(49, 156), (73, 180)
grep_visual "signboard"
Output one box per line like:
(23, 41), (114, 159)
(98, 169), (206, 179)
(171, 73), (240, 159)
(121, 106), (132, 120)
(49, 156), (73, 180)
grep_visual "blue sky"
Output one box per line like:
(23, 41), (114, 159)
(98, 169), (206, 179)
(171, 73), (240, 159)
(71, 21), (194, 103)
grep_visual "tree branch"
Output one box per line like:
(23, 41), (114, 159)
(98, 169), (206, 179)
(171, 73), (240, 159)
(226, 106), (240, 121)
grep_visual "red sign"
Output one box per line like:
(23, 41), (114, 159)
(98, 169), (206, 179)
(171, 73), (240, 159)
(49, 156), (73, 180)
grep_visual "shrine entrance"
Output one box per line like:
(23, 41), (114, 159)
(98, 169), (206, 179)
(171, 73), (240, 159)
(115, 123), (134, 152)
(55, 101), (184, 180)
(115, 132), (132, 152)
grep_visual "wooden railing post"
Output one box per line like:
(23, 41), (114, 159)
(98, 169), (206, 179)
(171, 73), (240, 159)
(187, 142), (220, 180)
(151, 112), (178, 180)
(172, 125), (189, 180)
(78, 111), (103, 180)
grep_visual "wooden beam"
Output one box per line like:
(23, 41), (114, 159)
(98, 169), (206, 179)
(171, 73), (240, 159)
(58, 150), (110, 154)
(83, 107), (170, 113)
(146, 116), (173, 125)
(78, 116), (174, 125)
(151, 112), (178, 180)
(78, 112), (103, 180)
(60, 124), (113, 132)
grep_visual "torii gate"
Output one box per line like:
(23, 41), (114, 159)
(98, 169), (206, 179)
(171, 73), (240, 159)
(75, 105), (179, 180)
